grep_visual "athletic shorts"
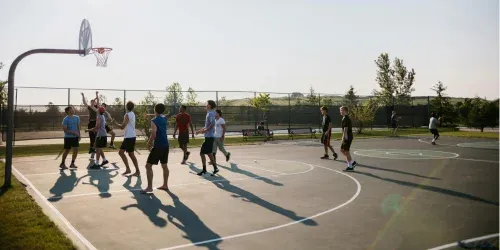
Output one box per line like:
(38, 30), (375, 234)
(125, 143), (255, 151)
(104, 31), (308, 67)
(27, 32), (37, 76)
(120, 138), (136, 153)
(200, 137), (215, 154)
(391, 122), (397, 129)
(177, 131), (189, 145)
(147, 147), (169, 165)
(429, 129), (439, 135)
(95, 136), (107, 148)
(105, 125), (112, 133)
(341, 139), (352, 151)
(64, 137), (79, 149)
(321, 133), (331, 145)
(88, 121), (96, 132)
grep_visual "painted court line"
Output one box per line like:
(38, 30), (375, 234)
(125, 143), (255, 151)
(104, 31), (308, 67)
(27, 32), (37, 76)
(48, 164), (312, 200)
(24, 166), (121, 176)
(158, 162), (362, 250)
(418, 138), (456, 147)
(452, 157), (499, 164)
(427, 233), (499, 250)
(12, 165), (97, 250)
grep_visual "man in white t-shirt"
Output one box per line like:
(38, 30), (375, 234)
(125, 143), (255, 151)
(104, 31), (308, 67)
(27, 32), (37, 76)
(428, 112), (441, 145)
(113, 101), (140, 176)
(212, 109), (231, 163)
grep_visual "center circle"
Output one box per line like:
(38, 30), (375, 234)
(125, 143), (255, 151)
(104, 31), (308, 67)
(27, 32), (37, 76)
(354, 149), (459, 160)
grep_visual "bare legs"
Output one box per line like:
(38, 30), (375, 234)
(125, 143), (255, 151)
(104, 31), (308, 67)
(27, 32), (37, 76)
(119, 150), (140, 176)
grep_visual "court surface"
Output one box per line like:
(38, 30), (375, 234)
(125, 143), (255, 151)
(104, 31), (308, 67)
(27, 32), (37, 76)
(12, 136), (499, 250)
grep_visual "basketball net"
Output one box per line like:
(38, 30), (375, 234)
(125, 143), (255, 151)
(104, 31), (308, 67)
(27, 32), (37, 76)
(91, 48), (112, 67)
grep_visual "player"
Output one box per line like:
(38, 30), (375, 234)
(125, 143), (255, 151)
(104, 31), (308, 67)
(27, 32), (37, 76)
(81, 92), (99, 158)
(391, 110), (399, 136)
(113, 101), (140, 176)
(142, 103), (170, 193)
(320, 106), (338, 160)
(340, 106), (357, 171)
(60, 106), (81, 169)
(89, 106), (109, 169)
(429, 112), (440, 145)
(100, 103), (117, 149)
(173, 105), (194, 164)
(195, 100), (219, 176)
(212, 109), (231, 162)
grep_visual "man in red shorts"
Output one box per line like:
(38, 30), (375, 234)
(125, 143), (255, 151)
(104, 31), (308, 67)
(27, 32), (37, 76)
(173, 105), (194, 164)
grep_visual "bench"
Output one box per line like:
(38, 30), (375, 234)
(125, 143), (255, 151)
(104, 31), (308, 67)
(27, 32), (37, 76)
(242, 128), (274, 142)
(287, 127), (316, 140)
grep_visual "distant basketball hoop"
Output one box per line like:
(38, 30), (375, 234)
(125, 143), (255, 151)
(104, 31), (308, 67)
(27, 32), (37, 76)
(3, 19), (112, 187)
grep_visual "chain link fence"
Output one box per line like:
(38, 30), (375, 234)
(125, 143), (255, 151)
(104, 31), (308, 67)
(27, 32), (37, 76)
(2, 87), (438, 141)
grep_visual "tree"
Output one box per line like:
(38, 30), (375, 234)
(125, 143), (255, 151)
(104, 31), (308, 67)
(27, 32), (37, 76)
(218, 96), (233, 107)
(249, 93), (271, 122)
(320, 97), (334, 107)
(467, 97), (499, 132)
(430, 81), (457, 127)
(343, 85), (359, 110)
(45, 102), (61, 115)
(0, 62), (6, 105)
(135, 92), (157, 139)
(392, 58), (415, 105)
(291, 92), (304, 98)
(185, 87), (198, 106)
(164, 82), (184, 106)
(374, 53), (395, 106)
(350, 99), (379, 134)
(305, 86), (318, 105)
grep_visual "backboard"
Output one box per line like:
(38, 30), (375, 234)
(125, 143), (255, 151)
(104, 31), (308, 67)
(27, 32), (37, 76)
(79, 19), (93, 56)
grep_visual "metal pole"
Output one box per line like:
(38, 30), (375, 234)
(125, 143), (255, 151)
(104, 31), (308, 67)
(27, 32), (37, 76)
(123, 90), (126, 113)
(216, 91), (219, 107)
(288, 94), (291, 129)
(254, 92), (257, 129)
(4, 48), (84, 188)
(67, 88), (70, 106)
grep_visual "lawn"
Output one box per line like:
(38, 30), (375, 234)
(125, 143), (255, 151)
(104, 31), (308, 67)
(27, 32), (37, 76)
(0, 162), (76, 250)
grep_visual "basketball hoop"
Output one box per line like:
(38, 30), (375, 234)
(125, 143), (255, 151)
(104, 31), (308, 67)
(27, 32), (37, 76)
(90, 47), (112, 67)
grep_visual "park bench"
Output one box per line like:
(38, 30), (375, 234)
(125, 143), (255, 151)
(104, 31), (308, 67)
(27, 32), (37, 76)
(242, 128), (274, 142)
(287, 127), (316, 140)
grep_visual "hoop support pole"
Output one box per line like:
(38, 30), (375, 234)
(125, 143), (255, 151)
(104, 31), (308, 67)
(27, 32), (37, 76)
(4, 49), (84, 188)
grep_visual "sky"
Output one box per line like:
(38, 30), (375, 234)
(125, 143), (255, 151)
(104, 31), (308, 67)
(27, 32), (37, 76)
(0, 0), (498, 106)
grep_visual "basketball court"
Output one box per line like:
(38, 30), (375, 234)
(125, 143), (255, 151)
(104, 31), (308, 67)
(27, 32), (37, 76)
(10, 135), (499, 250)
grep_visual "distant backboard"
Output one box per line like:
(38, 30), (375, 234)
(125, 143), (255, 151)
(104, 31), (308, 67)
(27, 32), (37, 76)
(79, 19), (93, 56)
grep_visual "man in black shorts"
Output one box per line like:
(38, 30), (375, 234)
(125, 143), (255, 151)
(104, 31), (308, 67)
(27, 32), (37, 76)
(81, 92), (99, 158)
(173, 105), (194, 164)
(114, 101), (140, 176)
(429, 112), (440, 145)
(391, 110), (399, 136)
(340, 106), (357, 171)
(142, 103), (170, 193)
(320, 106), (338, 160)
(60, 106), (81, 169)
(195, 100), (218, 176)
(101, 103), (117, 149)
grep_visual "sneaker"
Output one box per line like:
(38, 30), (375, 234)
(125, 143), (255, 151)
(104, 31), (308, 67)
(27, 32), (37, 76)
(431, 142), (436, 145)
(59, 163), (68, 169)
(352, 161), (357, 168)
(181, 160), (186, 165)
(211, 168), (219, 176)
(333, 153), (338, 160)
(101, 160), (109, 167)
(197, 169), (207, 176)
(185, 151), (191, 161)
(226, 152), (231, 162)
(89, 164), (101, 169)
(109, 144), (117, 149)
(345, 167), (354, 171)
(321, 155), (329, 159)
(69, 163), (78, 169)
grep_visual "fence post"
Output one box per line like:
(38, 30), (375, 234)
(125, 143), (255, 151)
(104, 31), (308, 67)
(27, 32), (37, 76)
(288, 93), (291, 129)
(253, 92), (257, 129)
(67, 88), (70, 106)
(216, 91), (219, 107)
(318, 93), (321, 129)
(14, 89), (18, 145)
(123, 90), (127, 113)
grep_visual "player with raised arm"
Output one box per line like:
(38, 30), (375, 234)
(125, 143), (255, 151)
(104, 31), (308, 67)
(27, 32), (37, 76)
(142, 103), (170, 193)
(89, 106), (109, 169)
(173, 105), (195, 164)
(60, 106), (81, 169)
(114, 101), (140, 176)
(195, 100), (219, 176)
(340, 106), (357, 171)
(81, 91), (99, 159)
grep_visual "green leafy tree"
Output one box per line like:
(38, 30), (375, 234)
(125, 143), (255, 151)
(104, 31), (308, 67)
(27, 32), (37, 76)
(392, 58), (415, 105)
(430, 81), (457, 127)
(374, 53), (395, 106)
(164, 82), (184, 106)
(0, 62), (7, 105)
(320, 97), (334, 107)
(218, 96), (233, 107)
(135, 92), (157, 139)
(467, 97), (499, 132)
(305, 86), (318, 105)
(185, 87), (198, 106)
(249, 93), (271, 122)
(350, 99), (379, 134)
(291, 92), (304, 98)
(45, 102), (61, 115)
(343, 85), (359, 110)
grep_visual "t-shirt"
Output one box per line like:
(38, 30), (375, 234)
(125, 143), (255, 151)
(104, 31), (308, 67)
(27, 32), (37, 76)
(204, 110), (216, 138)
(429, 117), (438, 129)
(341, 115), (353, 140)
(97, 115), (107, 137)
(322, 114), (332, 133)
(176, 112), (191, 133)
(152, 115), (169, 148)
(391, 114), (397, 124)
(62, 115), (80, 138)
(214, 118), (226, 138)
(88, 106), (97, 121)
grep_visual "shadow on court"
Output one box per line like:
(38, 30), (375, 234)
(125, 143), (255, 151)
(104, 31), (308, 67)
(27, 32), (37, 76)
(216, 163), (284, 186)
(350, 171), (499, 206)
(48, 169), (78, 202)
(188, 163), (318, 227)
(334, 161), (441, 180)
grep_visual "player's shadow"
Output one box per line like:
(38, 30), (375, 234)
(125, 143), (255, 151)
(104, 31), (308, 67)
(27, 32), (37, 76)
(121, 191), (169, 228)
(188, 164), (318, 227)
(350, 171), (499, 206)
(216, 163), (284, 186)
(335, 162), (441, 180)
(163, 190), (222, 250)
(48, 169), (78, 202)
(78, 167), (119, 198)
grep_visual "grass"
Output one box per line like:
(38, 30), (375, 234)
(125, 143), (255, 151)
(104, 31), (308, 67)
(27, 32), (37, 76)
(0, 162), (77, 250)
(2, 127), (496, 158)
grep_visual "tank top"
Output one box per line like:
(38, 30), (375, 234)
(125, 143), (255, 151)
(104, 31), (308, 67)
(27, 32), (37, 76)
(152, 115), (169, 148)
(124, 112), (136, 138)
(88, 106), (97, 121)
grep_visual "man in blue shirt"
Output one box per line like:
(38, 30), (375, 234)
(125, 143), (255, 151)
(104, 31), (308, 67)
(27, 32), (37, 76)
(142, 103), (170, 193)
(195, 100), (219, 176)
(60, 106), (81, 169)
